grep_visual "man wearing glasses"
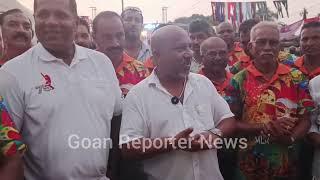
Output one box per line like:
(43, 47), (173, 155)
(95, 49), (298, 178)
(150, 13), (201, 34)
(227, 21), (314, 180)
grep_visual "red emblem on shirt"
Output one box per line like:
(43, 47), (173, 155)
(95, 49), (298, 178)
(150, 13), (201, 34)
(36, 73), (54, 94)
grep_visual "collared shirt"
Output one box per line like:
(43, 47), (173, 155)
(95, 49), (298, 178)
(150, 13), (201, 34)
(136, 41), (152, 62)
(116, 53), (149, 95)
(230, 55), (252, 74)
(309, 75), (320, 178)
(0, 43), (122, 180)
(144, 57), (155, 73)
(0, 95), (26, 157)
(228, 42), (246, 67)
(227, 63), (314, 179)
(293, 56), (320, 79)
(198, 69), (233, 100)
(120, 71), (234, 180)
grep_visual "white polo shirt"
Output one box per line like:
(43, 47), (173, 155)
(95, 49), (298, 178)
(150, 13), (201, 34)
(309, 75), (320, 179)
(120, 71), (234, 180)
(0, 43), (122, 180)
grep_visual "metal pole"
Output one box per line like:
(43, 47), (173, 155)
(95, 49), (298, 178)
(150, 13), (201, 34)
(121, 0), (124, 12)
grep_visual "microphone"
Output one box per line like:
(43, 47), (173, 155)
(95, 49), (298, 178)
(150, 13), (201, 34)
(171, 96), (180, 105)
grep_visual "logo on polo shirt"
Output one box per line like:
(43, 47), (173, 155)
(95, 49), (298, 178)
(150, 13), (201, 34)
(35, 73), (54, 94)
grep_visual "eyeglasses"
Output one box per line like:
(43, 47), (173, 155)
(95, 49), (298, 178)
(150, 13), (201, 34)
(252, 39), (280, 48)
(203, 50), (228, 59)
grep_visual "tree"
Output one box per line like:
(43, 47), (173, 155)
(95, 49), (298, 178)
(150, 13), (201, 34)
(300, 8), (308, 20)
(255, 7), (278, 21)
(174, 14), (216, 26)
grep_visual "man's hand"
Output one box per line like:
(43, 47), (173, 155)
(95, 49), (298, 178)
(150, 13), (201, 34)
(191, 131), (220, 151)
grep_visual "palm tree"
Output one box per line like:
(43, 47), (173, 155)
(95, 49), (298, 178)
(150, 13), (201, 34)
(256, 7), (278, 21)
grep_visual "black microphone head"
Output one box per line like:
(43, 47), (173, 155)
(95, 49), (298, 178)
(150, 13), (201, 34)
(171, 96), (179, 105)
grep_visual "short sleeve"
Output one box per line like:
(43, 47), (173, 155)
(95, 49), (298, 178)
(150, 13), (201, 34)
(119, 91), (148, 145)
(206, 79), (234, 125)
(0, 70), (24, 130)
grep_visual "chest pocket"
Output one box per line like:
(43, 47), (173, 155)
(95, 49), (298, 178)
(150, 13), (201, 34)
(79, 80), (115, 119)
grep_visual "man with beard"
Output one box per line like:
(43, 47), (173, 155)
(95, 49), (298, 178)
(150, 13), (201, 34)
(199, 37), (236, 180)
(189, 20), (215, 73)
(0, 9), (33, 65)
(121, 7), (151, 62)
(0, 0), (122, 179)
(120, 25), (236, 180)
(217, 22), (246, 68)
(230, 19), (259, 74)
(92, 11), (149, 180)
(227, 21), (314, 180)
(75, 18), (93, 49)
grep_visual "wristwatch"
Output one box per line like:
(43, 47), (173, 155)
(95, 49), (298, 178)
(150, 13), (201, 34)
(208, 128), (223, 137)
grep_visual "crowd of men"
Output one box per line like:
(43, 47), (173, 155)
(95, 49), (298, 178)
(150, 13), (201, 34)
(0, 0), (320, 180)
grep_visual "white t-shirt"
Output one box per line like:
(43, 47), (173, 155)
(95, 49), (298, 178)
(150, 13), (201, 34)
(309, 75), (320, 179)
(0, 43), (122, 180)
(120, 71), (234, 180)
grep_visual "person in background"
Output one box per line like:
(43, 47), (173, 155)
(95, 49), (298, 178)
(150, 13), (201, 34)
(75, 18), (93, 49)
(188, 19), (215, 73)
(199, 37), (236, 180)
(0, 93), (26, 180)
(93, 11), (149, 180)
(0, 0), (122, 179)
(121, 7), (151, 62)
(93, 11), (149, 96)
(309, 75), (320, 180)
(120, 25), (236, 180)
(0, 8), (33, 65)
(227, 21), (314, 180)
(230, 19), (259, 74)
(216, 22), (246, 68)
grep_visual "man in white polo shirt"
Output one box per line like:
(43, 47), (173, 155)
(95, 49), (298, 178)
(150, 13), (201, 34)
(0, 0), (122, 179)
(309, 75), (320, 180)
(120, 25), (236, 180)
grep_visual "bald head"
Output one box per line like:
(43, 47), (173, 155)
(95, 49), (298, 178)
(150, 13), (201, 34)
(216, 22), (235, 49)
(151, 25), (189, 53)
(217, 22), (233, 32)
(200, 37), (227, 56)
(150, 25), (193, 80)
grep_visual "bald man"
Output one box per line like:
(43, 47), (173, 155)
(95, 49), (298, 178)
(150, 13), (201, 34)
(120, 25), (236, 180)
(217, 22), (246, 67)
(200, 37), (236, 180)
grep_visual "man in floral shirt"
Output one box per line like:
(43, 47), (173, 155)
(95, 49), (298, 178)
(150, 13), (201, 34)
(227, 22), (314, 180)
(0, 95), (26, 179)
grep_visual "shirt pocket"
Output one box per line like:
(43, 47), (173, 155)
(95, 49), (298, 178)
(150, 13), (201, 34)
(79, 80), (116, 120)
(189, 103), (214, 131)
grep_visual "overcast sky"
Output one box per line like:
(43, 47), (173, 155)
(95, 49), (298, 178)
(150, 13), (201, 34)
(18, 0), (320, 24)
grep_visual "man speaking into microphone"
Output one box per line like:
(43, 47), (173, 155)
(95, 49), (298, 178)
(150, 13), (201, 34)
(119, 25), (236, 180)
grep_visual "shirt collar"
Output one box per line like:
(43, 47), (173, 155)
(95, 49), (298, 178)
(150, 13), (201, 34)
(36, 43), (88, 63)
(116, 52), (135, 73)
(247, 63), (291, 83)
(294, 55), (320, 78)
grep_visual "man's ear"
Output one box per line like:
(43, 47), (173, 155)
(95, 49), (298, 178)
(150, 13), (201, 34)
(152, 50), (160, 66)
(247, 42), (254, 56)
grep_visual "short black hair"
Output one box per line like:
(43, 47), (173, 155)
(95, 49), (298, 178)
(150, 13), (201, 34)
(0, 9), (24, 26)
(92, 11), (122, 34)
(78, 18), (90, 33)
(34, 0), (78, 17)
(239, 19), (260, 34)
(301, 21), (320, 31)
(121, 7), (143, 24)
(188, 19), (215, 36)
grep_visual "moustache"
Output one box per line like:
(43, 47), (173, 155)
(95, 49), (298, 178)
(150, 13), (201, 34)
(13, 33), (29, 41)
